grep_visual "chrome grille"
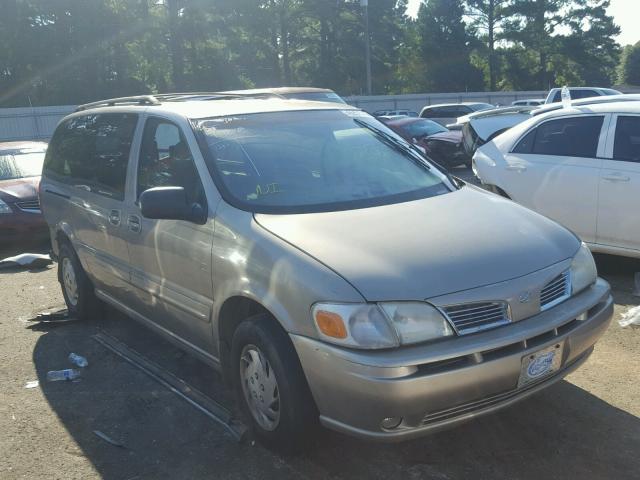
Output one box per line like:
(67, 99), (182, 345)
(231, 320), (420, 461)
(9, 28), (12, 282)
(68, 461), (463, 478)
(540, 271), (570, 311)
(16, 199), (40, 211)
(443, 302), (510, 335)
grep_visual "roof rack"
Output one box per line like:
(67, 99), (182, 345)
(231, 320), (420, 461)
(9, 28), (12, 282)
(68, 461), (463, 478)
(75, 95), (160, 112)
(74, 91), (286, 112)
(532, 94), (640, 116)
(154, 91), (286, 101)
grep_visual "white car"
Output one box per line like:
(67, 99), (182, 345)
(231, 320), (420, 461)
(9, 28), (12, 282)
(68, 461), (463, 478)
(473, 101), (640, 258)
(420, 102), (494, 127)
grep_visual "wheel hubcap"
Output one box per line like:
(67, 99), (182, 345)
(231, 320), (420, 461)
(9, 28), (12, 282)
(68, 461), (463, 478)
(62, 257), (79, 307)
(239, 344), (280, 431)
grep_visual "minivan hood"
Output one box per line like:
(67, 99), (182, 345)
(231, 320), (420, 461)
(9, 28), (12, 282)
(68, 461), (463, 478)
(255, 187), (579, 301)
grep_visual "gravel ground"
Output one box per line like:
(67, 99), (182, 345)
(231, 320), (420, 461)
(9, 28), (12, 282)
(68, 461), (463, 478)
(0, 233), (639, 479)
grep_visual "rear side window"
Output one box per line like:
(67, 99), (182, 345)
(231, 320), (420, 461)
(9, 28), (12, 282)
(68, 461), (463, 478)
(513, 116), (604, 158)
(44, 113), (137, 199)
(613, 116), (640, 162)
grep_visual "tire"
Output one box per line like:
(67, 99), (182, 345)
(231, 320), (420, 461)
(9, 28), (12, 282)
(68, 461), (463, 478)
(58, 242), (101, 321)
(230, 314), (317, 453)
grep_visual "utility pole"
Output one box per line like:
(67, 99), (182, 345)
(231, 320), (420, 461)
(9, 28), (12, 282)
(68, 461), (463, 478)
(361, 0), (372, 95)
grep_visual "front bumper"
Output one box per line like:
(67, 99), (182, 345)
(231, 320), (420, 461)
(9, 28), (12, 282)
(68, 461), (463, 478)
(291, 278), (613, 442)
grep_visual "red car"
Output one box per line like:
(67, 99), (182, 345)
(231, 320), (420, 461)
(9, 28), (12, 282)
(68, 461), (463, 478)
(0, 141), (49, 245)
(383, 117), (470, 168)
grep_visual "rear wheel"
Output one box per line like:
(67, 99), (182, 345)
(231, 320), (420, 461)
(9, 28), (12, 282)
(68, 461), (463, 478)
(231, 314), (317, 452)
(58, 242), (101, 321)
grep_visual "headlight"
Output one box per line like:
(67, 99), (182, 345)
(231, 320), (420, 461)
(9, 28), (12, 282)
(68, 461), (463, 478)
(570, 242), (597, 294)
(0, 199), (12, 214)
(312, 302), (454, 349)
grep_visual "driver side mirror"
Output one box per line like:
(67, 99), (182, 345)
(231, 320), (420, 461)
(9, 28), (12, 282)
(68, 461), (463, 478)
(139, 186), (206, 224)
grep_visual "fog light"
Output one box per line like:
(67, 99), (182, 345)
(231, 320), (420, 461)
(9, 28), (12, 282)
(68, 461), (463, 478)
(577, 312), (588, 321)
(380, 416), (403, 430)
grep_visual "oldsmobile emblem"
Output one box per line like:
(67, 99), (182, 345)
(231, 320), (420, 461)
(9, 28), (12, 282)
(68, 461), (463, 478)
(518, 291), (531, 303)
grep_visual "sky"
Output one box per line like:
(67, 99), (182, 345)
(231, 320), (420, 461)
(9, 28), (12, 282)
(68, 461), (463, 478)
(406, 0), (640, 46)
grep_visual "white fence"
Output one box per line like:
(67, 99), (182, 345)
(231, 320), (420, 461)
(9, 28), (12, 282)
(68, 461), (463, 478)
(0, 105), (75, 142)
(344, 90), (548, 114)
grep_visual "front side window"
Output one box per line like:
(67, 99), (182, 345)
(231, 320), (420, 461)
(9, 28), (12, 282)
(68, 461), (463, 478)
(514, 116), (604, 158)
(0, 150), (46, 180)
(193, 110), (452, 214)
(138, 118), (205, 206)
(613, 116), (640, 162)
(43, 113), (137, 199)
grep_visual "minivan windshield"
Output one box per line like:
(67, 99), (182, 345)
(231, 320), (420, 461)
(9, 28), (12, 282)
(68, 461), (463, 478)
(193, 110), (452, 214)
(0, 150), (46, 181)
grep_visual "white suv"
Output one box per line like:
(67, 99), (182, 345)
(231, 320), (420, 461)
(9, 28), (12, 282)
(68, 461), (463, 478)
(473, 101), (640, 258)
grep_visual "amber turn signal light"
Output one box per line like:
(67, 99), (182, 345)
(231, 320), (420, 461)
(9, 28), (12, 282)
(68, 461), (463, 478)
(315, 310), (348, 339)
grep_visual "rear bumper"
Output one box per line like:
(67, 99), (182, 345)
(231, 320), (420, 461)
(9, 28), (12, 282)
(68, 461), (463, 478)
(292, 278), (612, 442)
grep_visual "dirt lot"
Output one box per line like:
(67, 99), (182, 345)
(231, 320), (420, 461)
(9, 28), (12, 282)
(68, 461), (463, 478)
(1, 239), (639, 480)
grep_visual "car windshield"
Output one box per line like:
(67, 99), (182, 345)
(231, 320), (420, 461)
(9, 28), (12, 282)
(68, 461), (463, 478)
(403, 119), (448, 138)
(0, 150), (46, 180)
(193, 110), (452, 214)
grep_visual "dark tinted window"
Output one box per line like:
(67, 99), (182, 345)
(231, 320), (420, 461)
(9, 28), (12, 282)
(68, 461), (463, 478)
(137, 118), (205, 206)
(530, 116), (604, 157)
(552, 91), (562, 103)
(613, 116), (640, 162)
(570, 90), (599, 100)
(513, 129), (536, 154)
(43, 114), (137, 199)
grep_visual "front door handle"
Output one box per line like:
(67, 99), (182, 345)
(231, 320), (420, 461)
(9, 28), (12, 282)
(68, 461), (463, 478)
(506, 164), (527, 172)
(108, 209), (121, 226)
(127, 214), (141, 233)
(602, 172), (630, 182)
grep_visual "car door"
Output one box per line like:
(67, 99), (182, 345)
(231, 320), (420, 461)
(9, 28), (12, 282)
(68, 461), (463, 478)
(500, 114), (609, 243)
(125, 116), (216, 354)
(42, 113), (138, 302)
(596, 114), (640, 251)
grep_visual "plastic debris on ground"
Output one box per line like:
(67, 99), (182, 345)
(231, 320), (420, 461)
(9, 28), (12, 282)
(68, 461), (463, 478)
(68, 353), (88, 367)
(619, 305), (640, 327)
(24, 380), (39, 389)
(0, 253), (52, 270)
(46, 369), (81, 382)
(93, 430), (126, 449)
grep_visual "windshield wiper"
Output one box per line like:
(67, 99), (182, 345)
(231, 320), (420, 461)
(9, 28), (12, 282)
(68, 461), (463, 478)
(353, 118), (462, 190)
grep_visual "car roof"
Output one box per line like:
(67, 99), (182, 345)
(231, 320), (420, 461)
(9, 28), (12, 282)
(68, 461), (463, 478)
(71, 96), (357, 120)
(0, 141), (47, 152)
(532, 100), (640, 122)
(534, 94), (640, 116)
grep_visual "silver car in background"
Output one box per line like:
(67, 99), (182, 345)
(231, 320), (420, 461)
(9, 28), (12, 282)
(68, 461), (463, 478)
(40, 92), (613, 451)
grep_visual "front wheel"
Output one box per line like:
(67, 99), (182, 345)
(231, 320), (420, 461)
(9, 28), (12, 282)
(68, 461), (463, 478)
(231, 314), (317, 452)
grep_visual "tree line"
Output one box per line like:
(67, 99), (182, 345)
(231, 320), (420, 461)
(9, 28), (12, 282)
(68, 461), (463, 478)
(0, 0), (636, 108)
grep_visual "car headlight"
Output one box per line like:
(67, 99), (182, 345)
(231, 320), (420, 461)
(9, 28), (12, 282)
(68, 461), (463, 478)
(312, 302), (454, 349)
(0, 199), (12, 214)
(570, 242), (597, 294)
